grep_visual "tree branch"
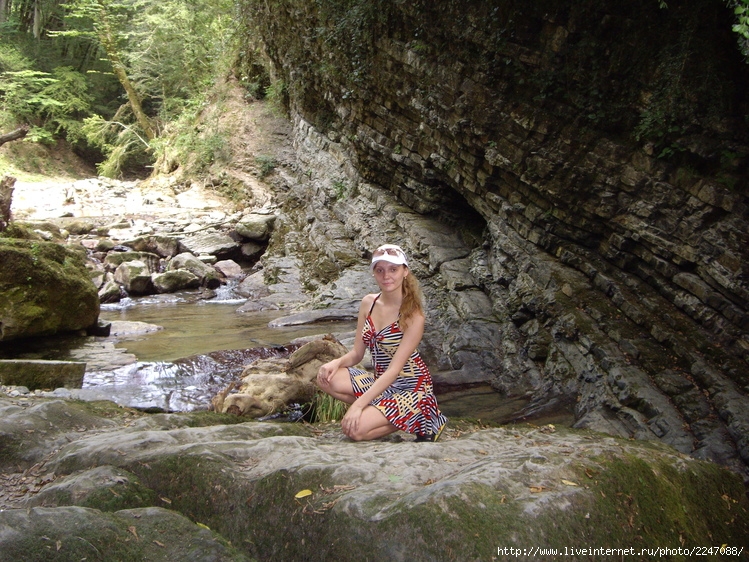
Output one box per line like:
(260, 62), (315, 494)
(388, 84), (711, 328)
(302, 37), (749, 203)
(0, 126), (29, 148)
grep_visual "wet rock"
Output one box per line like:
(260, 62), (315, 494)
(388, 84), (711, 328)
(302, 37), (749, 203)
(114, 260), (154, 295)
(151, 269), (201, 293)
(104, 251), (161, 272)
(235, 270), (271, 300)
(98, 272), (123, 303)
(267, 306), (358, 327)
(108, 320), (162, 337)
(214, 259), (243, 278)
(123, 235), (181, 258)
(168, 252), (221, 288)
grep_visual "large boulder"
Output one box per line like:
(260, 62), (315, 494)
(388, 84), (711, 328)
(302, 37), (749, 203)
(0, 395), (746, 561)
(113, 260), (154, 295)
(104, 251), (160, 272)
(122, 235), (181, 258)
(0, 239), (99, 341)
(151, 269), (201, 293)
(97, 272), (123, 303)
(168, 252), (221, 288)
(234, 212), (276, 241)
(179, 231), (239, 258)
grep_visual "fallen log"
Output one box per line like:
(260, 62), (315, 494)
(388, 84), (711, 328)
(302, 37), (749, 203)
(0, 126), (29, 147)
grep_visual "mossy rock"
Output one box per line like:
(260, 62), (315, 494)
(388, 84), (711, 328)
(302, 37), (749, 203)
(19, 403), (747, 562)
(0, 239), (99, 341)
(0, 505), (250, 562)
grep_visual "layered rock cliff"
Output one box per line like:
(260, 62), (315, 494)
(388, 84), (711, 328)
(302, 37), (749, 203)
(237, 1), (749, 479)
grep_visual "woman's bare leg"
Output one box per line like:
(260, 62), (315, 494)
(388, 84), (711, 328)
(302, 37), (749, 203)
(346, 405), (399, 441)
(317, 367), (357, 404)
(318, 369), (398, 441)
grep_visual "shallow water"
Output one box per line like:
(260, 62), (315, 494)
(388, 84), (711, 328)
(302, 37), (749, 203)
(99, 296), (356, 362)
(2, 289), (573, 424)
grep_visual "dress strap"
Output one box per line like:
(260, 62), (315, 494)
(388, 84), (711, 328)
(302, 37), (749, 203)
(368, 293), (381, 316)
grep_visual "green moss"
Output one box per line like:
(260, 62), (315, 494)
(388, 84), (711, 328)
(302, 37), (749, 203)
(0, 223), (45, 240)
(580, 454), (749, 548)
(0, 239), (99, 339)
(79, 480), (160, 513)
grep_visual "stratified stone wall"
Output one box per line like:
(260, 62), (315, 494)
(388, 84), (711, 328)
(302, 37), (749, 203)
(241, 0), (749, 479)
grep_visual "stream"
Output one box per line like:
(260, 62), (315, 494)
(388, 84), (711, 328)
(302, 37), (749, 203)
(3, 286), (573, 424)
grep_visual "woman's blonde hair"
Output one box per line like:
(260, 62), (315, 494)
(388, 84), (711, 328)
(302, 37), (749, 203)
(400, 270), (424, 329)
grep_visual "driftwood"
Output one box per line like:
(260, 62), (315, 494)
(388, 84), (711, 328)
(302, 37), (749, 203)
(0, 126), (29, 148)
(0, 175), (16, 232)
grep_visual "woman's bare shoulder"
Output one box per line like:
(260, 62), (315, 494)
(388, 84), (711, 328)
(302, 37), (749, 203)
(360, 293), (379, 310)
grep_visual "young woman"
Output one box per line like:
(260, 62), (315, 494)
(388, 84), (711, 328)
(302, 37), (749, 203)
(316, 243), (447, 441)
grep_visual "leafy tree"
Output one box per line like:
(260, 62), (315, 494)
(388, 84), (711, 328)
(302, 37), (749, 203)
(728, 0), (749, 58)
(54, 0), (155, 140)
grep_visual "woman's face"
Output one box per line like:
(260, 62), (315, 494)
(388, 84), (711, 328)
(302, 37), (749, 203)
(372, 263), (409, 293)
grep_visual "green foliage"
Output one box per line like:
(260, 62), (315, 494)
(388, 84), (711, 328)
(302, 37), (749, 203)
(729, 0), (749, 58)
(0, 41), (32, 74)
(311, 390), (348, 423)
(264, 80), (288, 116)
(255, 154), (277, 177)
(0, 64), (92, 143)
(81, 113), (151, 178)
(2, 0), (238, 175)
(332, 179), (348, 200)
(126, 0), (236, 120)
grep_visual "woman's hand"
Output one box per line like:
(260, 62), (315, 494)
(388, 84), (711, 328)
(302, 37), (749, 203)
(317, 359), (341, 386)
(341, 402), (363, 438)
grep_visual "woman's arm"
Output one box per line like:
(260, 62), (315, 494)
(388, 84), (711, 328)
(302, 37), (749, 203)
(317, 294), (374, 383)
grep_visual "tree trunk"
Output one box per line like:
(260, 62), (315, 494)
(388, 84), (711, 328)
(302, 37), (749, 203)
(97, 7), (156, 142)
(0, 126), (29, 147)
(0, 175), (16, 232)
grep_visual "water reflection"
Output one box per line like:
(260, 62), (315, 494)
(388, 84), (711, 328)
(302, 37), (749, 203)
(83, 347), (298, 412)
(99, 298), (356, 362)
(79, 294), (357, 412)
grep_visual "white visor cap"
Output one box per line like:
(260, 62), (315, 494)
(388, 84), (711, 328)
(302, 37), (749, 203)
(370, 244), (409, 270)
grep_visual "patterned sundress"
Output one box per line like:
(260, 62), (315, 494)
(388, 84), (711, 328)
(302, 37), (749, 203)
(348, 294), (447, 435)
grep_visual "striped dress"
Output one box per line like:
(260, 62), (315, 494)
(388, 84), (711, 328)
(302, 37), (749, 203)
(348, 295), (447, 435)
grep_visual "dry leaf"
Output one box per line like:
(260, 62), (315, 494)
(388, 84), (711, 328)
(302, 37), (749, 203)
(529, 486), (548, 493)
(153, 540), (165, 547)
(128, 526), (139, 540)
(295, 489), (313, 499)
(196, 522), (211, 530)
(477, 450), (488, 455)
(56, 540), (62, 551)
(561, 479), (578, 486)
(159, 496), (171, 504)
